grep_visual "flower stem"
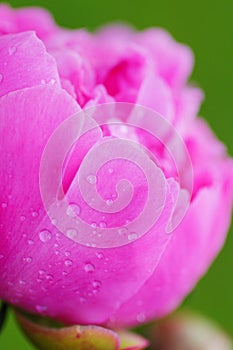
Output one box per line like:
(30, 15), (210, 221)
(0, 302), (8, 332)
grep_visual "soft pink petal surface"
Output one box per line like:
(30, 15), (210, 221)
(0, 4), (232, 329)
(0, 31), (60, 97)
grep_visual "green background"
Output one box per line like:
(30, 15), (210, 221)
(1, 0), (232, 348)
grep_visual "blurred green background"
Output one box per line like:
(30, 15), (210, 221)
(1, 0), (232, 347)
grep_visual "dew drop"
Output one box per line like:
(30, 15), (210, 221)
(19, 279), (26, 285)
(65, 251), (71, 257)
(36, 305), (47, 313)
(27, 239), (34, 245)
(46, 274), (53, 281)
(92, 280), (102, 289)
(64, 259), (73, 267)
(49, 78), (56, 85)
(136, 313), (146, 323)
(1, 202), (7, 208)
(86, 174), (97, 184)
(118, 227), (128, 235)
(106, 199), (113, 206)
(99, 221), (107, 228)
(32, 211), (38, 218)
(39, 229), (52, 243)
(66, 203), (81, 217)
(128, 232), (138, 241)
(23, 256), (32, 263)
(96, 252), (104, 259)
(66, 229), (78, 240)
(51, 218), (57, 225)
(84, 263), (95, 273)
(55, 232), (61, 240)
(39, 269), (45, 275)
(20, 215), (26, 222)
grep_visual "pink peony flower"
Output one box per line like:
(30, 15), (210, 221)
(0, 3), (232, 330)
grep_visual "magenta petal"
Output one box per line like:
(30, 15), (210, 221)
(14, 7), (57, 39)
(0, 31), (60, 98)
(136, 29), (194, 88)
(0, 85), (79, 296)
(0, 85), (180, 326)
(107, 164), (233, 327)
(137, 74), (174, 122)
(0, 4), (57, 39)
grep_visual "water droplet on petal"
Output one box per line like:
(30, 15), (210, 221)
(36, 305), (47, 313)
(23, 256), (32, 263)
(51, 218), (57, 225)
(39, 269), (45, 275)
(66, 203), (81, 217)
(64, 259), (73, 267)
(19, 279), (26, 285)
(99, 221), (107, 228)
(66, 228), (78, 239)
(86, 174), (97, 184)
(128, 232), (138, 241)
(46, 273), (53, 280)
(84, 263), (95, 273)
(92, 280), (102, 289)
(106, 199), (113, 206)
(20, 215), (26, 222)
(1, 202), (7, 208)
(49, 78), (56, 85)
(65, 251), (71, 257)
(39, 229), (52, 243)
(27, 239), (34, 245)
(136, 313), (146, 323)
(96, 252), (104, 259)
(32, 211), (38, 217)
(118, 227), (128, 235)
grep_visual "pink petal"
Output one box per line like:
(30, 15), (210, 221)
(0, 31), (60, 98)
(106, 160), (233, 327)
(137, 74), (174, 122)
(0, 89), (180, 325)
(0, 4), (57, 39)
(136, 29), (194, 88)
